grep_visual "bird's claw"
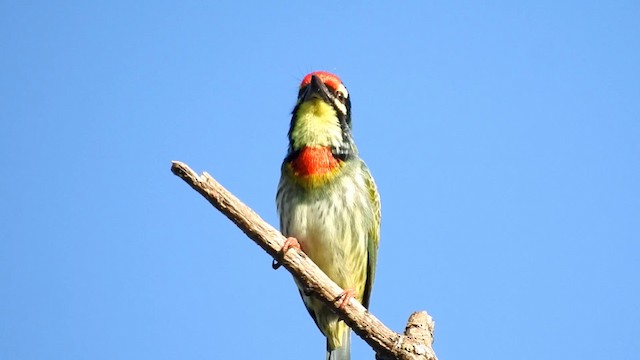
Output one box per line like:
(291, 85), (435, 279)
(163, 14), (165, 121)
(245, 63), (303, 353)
(272, 237), (301, 270)
(336, 288), (356, 309)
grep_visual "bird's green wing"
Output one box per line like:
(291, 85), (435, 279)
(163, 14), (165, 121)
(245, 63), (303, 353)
(361, 161), (380, 309)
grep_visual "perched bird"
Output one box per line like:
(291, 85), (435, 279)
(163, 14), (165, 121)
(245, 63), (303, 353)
(276, 71), (381, 360)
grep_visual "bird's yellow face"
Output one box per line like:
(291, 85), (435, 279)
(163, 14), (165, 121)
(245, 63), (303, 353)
(289, 72), (351, 151)
(290, 98), (342, 150)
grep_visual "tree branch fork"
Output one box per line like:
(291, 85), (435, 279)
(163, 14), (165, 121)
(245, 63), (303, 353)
(171, 161), (438, 360)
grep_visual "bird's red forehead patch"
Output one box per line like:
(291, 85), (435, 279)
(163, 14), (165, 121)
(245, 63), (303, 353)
(300, 71), (342, 91)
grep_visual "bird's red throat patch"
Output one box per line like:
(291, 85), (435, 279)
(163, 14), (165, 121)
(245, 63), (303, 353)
(289, 146), (341, 178)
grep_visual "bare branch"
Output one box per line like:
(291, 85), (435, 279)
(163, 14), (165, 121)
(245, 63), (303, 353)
(171, 160), (438, 360)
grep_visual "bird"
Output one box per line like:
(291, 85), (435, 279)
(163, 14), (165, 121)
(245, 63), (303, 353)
(276, 71), (381, 360)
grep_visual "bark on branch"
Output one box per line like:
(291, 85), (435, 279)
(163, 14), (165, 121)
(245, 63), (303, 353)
(171, 160), (438, 360)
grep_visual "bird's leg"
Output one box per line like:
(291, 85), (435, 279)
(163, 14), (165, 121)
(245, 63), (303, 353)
(272, 237), (301, 270)
(336, 288), (356, 309)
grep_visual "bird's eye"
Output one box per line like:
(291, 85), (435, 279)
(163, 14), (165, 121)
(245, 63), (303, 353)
(335, 91), (346, 103)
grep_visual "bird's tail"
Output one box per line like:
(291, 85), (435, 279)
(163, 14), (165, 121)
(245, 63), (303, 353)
(326, 329), (350, 360)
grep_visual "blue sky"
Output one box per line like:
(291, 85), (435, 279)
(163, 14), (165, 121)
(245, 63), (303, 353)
(1, 2), (639, 359)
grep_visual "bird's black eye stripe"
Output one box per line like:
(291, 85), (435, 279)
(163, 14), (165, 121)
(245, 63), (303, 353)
(297, 82), (347, 105)
(297, 86), (307, 99)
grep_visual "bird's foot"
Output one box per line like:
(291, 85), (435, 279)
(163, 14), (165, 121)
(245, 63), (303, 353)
(336, 288), (356, 309)
(272, 237), (301, 270)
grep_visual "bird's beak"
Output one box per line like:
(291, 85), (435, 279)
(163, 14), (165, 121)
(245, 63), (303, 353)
(301, 75), (332, 103)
